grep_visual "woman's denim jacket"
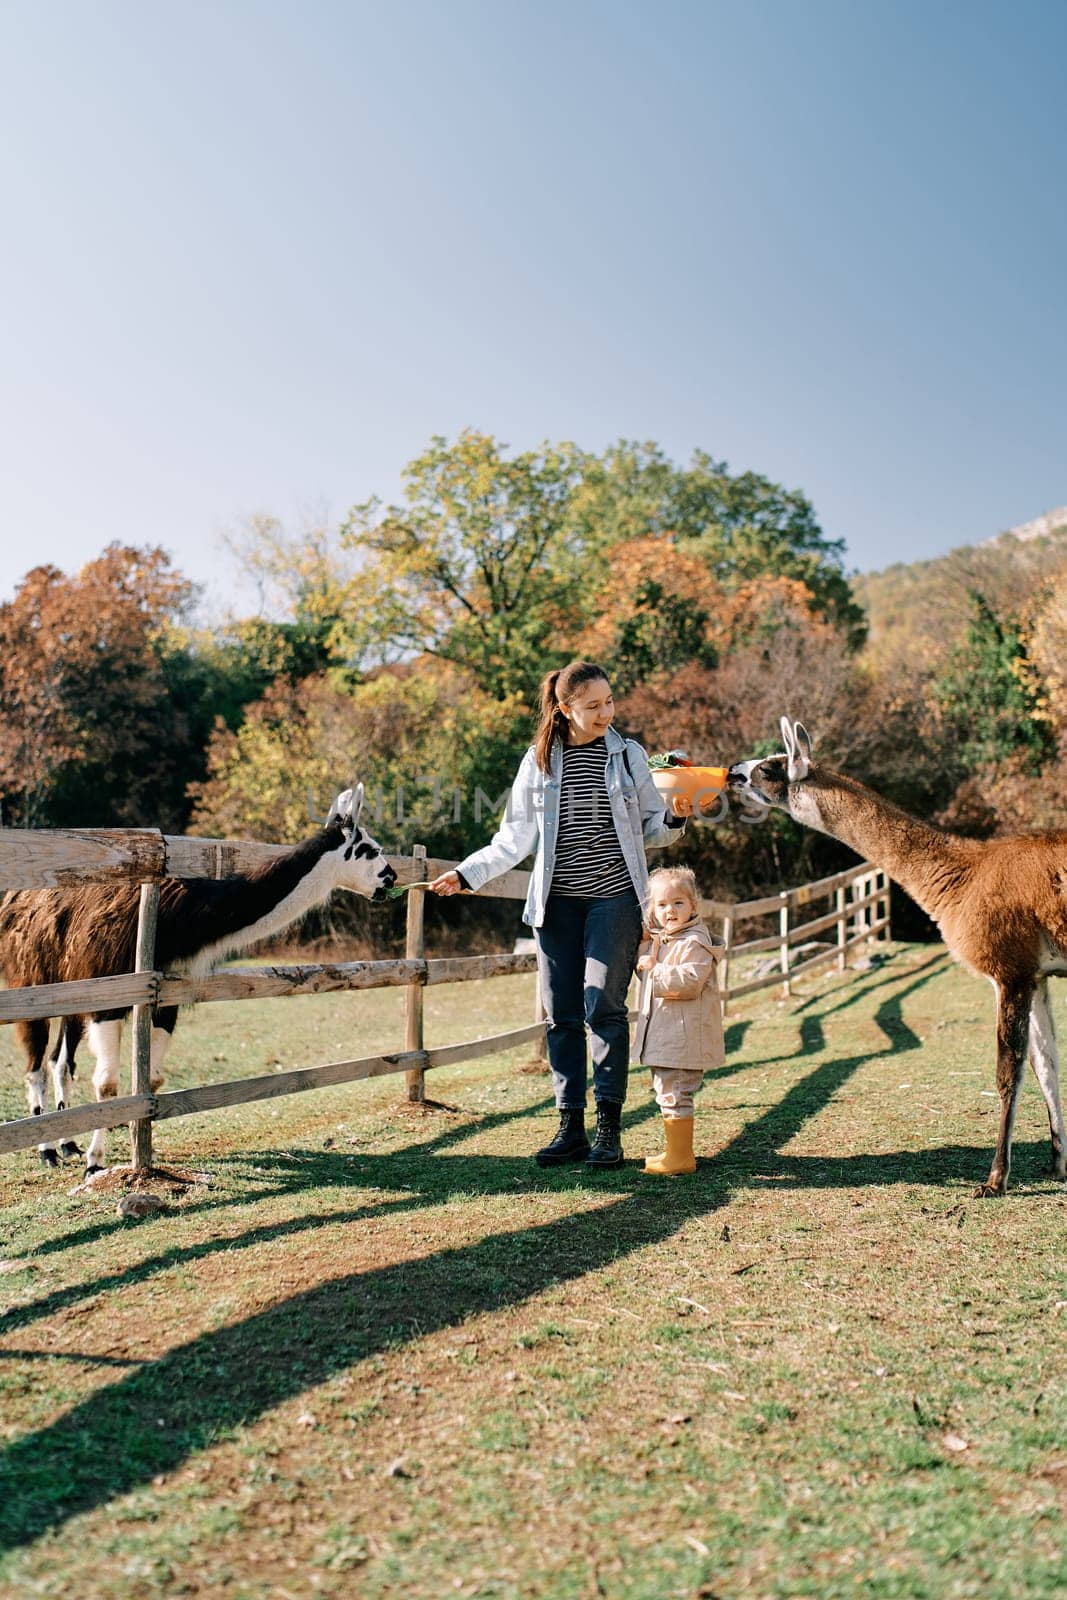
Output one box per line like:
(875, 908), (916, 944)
(455, 727), (683, 928)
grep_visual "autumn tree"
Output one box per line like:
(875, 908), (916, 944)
(854, 525), (1067, 679)
(187, 659), (533, 954)
(570, 537), (723, 695)
(1026, 583), (1067, 733)
(0, 545), (196, 827)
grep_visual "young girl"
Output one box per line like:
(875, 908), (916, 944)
(632, 866), (725, 1174)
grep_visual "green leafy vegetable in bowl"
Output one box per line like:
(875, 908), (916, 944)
(647, 749), (693, 770)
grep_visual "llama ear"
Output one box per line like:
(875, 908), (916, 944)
(786, 720), (810, 782)
(350, 781), (365, 824)
(779, 716), (795, 759)
(327, 788), (355, 830)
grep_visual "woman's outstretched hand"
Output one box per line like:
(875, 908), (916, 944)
(430, 871), (463, 896)
(670, 795), (693, 817)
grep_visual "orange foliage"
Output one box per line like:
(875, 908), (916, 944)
(0, 545), (192, 826)
(572, 536), (726, 661)
(715, 575), (835, 652)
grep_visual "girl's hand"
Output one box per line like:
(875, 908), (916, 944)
(636, 935), (661, 973)
(430, 871), (463, 896)
(670, 794), (693, 818)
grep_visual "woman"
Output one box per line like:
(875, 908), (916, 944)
(431, 659), (687, 1168)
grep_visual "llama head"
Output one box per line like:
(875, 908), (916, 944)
(326, 784), (397, 901)
(727, 719), (820, 825)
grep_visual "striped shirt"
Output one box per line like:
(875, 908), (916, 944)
(551, 737), (634, 898)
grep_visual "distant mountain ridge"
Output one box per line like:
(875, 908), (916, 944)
(990, 506), (1067, 544)
(853, 504), (1067, 670)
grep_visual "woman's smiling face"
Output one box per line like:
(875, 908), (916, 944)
(562, 677), (614, 744)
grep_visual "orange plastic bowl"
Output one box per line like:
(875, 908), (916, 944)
(651, 765), (729, 808)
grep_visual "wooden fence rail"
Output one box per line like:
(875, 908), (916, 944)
(704, 864), (890, 1014)
(0, 1018), (551, 1158)
(0, 953), (540, 1027)
(0, 829), (889, 1166)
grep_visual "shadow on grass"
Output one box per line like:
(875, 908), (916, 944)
(745, 1139), (1055, 1190)
(0, 1073), (828, 1550)
(792, 950), (950, 1022)
(0, 1050), (825, 1343)
(723, 1019), (754, 1055)
(0, 950), (959, 1550)
(6, 952), (943, 1268)
(719, 950), (951, 1071)
(10, 1094), (562, 1267)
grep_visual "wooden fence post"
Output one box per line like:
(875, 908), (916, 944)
(878, 869), (891, 941)
(836, 884), (847, 972)
(130, 881), (160, 1170)
(849, 875), (863, 939)
(779, 891), (791, 997)
(528, 971), (549, 1069)
(404, 844), (427, 1104)
(720, 912), (733, 1018)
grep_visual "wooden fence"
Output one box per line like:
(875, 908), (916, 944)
(704, 862), (891, 1015)
(0, 827), (888, 1166)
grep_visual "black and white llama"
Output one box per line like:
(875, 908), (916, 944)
(0, 785), (396, 1171)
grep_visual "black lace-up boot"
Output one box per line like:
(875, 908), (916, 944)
(585, 1100), (624, 1168)
(535, 1108), (590, 1167)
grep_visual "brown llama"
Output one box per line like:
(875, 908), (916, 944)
(0, 785), (396, 1172)
(728, 719), (1067, 1197)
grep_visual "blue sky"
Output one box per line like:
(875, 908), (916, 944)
(1, 0), (1064, 613)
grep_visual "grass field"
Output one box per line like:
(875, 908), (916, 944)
(0, 942), (1064, 1599)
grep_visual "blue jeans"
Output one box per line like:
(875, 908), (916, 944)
(534, 891), (643, 1109)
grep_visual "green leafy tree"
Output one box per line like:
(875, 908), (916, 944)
(337, 432), (863, 698)
(188, 659), (529, 859)
(575, 441), (866, 647)
(338, 431), (596, 699)
(933, 592), (1054, 775)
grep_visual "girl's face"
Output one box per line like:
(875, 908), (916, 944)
(652, 885), (697, 930)
(562, 678), (615, 744)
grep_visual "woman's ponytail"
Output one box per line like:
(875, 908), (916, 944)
(532, 660), (610, 774)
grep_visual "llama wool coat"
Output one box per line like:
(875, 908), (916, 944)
(631, 916), (725, 1072)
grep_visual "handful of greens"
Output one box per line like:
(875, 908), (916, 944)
(647, 749), (693, 770)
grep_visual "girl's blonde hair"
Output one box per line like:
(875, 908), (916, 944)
(645, 866), (701, 928)
(533, 660), (610, 774)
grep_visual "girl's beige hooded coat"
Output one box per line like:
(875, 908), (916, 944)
(630, 917), (725, 1072)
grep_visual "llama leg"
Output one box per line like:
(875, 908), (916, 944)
(977, 983), (1032, 1197)
(150, 1007), (178, 1091)
(1028, 982), (1066, 1179)
(19, 1019), (58, 1168)
(49, 1018), (85, 1160)
(85, 1017), (124, 1173)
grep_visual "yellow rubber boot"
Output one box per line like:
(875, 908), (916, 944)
(644, 1116), (696, 1175)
